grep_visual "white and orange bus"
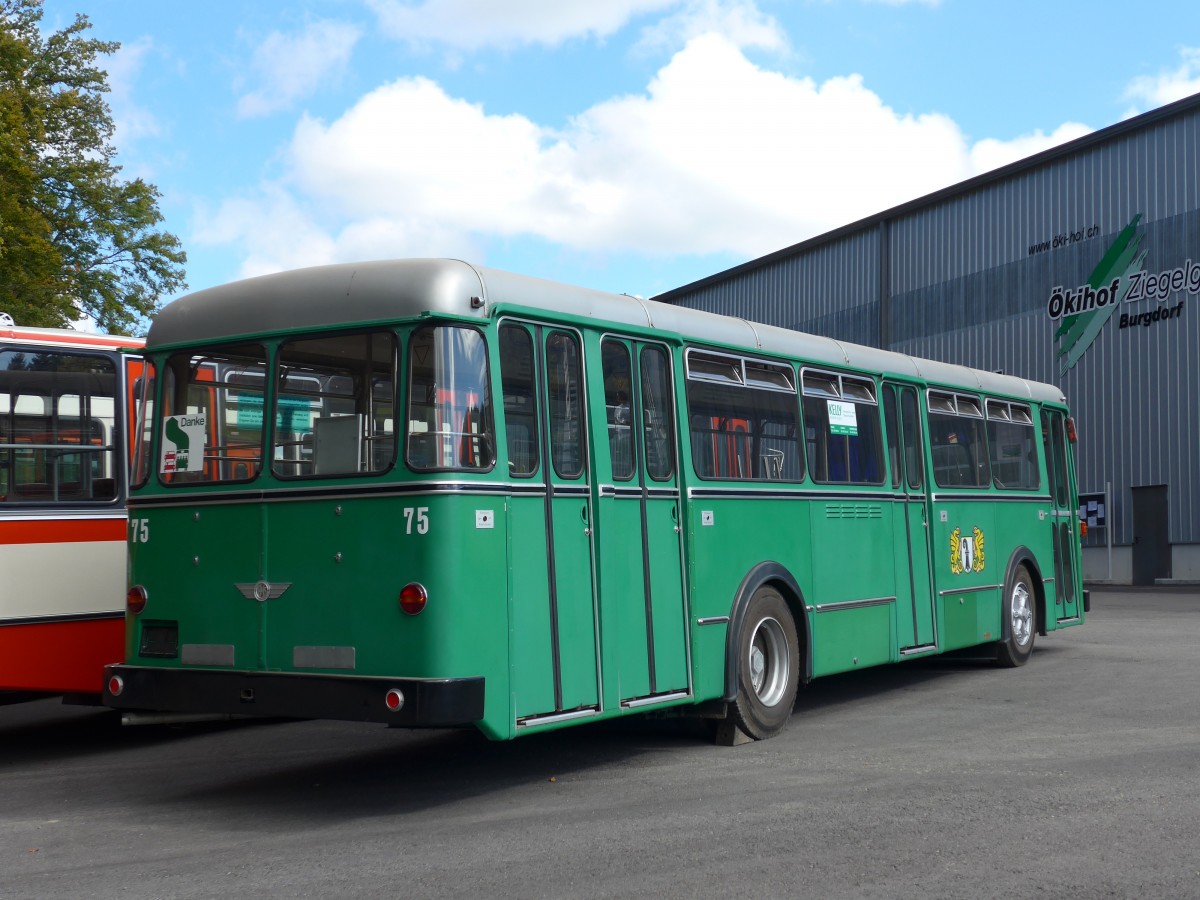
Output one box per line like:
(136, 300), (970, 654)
(1, 314), (144, 700)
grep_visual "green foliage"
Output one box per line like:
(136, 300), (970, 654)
(0, 0), (185, 333)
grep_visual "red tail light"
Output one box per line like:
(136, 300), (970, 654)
(1066, 416), (1078, 443)
(1080, 520), (1088, 538)
(399, 582), (428, 616)
(127, 585), (148, 615)
(108, 674), (124, 696)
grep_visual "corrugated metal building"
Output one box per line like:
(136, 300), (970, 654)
(655, 93), (1200, 585)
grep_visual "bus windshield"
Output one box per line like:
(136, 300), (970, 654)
(160, 344), (266, 484)
(272, 331), (396, 478)
(406, 326), (494, 472)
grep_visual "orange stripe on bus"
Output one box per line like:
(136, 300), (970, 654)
(0, 518), (125, 544)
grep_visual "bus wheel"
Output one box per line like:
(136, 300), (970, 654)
(997, 564), (1037, 668)
(730, 586), (799, 740)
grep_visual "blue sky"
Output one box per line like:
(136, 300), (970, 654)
(39, 0), (1200, 309)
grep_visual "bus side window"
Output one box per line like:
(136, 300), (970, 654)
(800, 371), (884, 486)
(928, 391), (990, 488)
(499, 325), (539, 478)
(640, 345), (675, 481)
(601, 340), (634, 481)
(546, 331), (584, 479)
(884, 388), (901, 488)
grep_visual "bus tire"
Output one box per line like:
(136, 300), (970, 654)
(730, 586), (799, 740)
(997, 564), (1036, 668)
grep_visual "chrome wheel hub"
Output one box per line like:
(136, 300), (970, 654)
(748, 616), (789, 707)
(1011, 583), (1033, 646)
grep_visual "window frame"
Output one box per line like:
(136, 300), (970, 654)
(270, 329), (399, 481)
(684, 347), (803, 483)
(926, 389), (992, 490)
(800, 366), (885, 486)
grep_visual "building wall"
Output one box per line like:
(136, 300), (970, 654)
(658, 95), (1200, 581)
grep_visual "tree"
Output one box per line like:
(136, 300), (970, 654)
(0, 0), (185, 333)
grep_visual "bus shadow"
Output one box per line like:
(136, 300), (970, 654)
(789, 647), (1059, 716)
(0, 697), (280, 764)
(164, 717), (694, 826)
(164, 654), (1044, 825)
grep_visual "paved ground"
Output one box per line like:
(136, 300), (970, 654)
(3, 588), (1199, 899)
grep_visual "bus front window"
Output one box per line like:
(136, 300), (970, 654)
(160, 345), (266, 485)
(406, 327), (494, 472)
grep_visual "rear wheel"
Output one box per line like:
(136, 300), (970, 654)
(730, 586), (799, 740)
(997, 564), (1036, 667)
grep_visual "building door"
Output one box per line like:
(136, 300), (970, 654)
(597, 338), (689, 705)
(1131, 485), (1170, 586)
(884, 382), (936, 651)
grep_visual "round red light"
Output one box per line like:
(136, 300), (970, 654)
(385, 688), (405, 712)
(108, 675), (124, 697)
(399, 582), (428, 616)
(127, 585), (148, 615)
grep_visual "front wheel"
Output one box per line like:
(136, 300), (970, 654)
(730, 586), (800, 740)
(997, 564), (1037, 667)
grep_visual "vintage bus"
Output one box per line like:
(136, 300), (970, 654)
(102, 260), (1086, 741)
(1, 315), (144, 699)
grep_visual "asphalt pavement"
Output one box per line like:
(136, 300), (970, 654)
(3, 587), (1199, 899)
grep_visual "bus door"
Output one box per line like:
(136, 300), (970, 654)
(1042, 410), (1081, 622)
(884, 383), (937, 651)
(507, 326), (600, 723)
(598, 338), (689, 706)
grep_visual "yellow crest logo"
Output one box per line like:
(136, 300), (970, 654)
(949, 526), (985, 575)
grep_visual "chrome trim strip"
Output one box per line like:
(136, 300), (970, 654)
(696, 616), (730, 626)
(516, 707), (599, 728)
(621, 690), (691, 709)
(687, 487), (896, 501)
(0, 511), (127, 521)
(929, 492), (1052, 503)
(550, 485), (591, 497)
(605, 487), (680, 499)
(814, 596), (896, 613)
(1057, 616), (1082, 625)
(132, 480), (546, 508)
(0, 610), (123, 627)
(899, 644), (939, 656)
(938, 584), (1002, 597)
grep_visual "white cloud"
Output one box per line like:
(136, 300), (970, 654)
(192, 184), (485, 281)
(1122, 47), (1200, 113)
(366, 0), (680, 50)
(236, 20), (362, 118)
(198, 32), (1096, 277)
(106, 38), (162, 144)
(969, 122), (1092, 174)
(634, 0), (786, 54)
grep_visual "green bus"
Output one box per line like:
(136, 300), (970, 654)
(103, 259), (1087, 741)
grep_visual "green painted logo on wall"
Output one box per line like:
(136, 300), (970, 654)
(1047, 214), (1147, 374)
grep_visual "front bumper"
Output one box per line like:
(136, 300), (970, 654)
(103, 664), (485, 727)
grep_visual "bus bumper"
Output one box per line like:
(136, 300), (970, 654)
(102, 664), (485, 727)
